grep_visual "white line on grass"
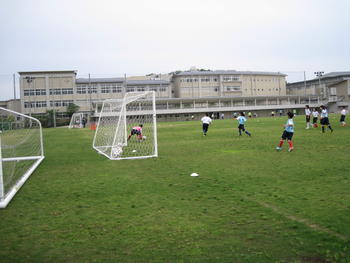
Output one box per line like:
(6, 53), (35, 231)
(257, 201), (347, 241)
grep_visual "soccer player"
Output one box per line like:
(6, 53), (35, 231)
(236, 112), (251, 136)
(312, 108), (319, 128)
(127, 124), (143, 141)
(305, 105), (311, 129)
(320, 105), (333, 133)
(201, 113), (212, 136)
(340, 106), (347, 126)
(276, 112), (294, 152)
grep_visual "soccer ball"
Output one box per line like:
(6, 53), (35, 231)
(142, 136), (147, 140)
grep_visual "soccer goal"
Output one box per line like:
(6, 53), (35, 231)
(69, 112), (86, 128)
(0, 107), (44, 208)
(93, 91), (158, 160)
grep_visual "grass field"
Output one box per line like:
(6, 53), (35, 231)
(1, 114), (349, 263)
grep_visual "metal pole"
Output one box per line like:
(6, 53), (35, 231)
(303, 71), (307, 96)
(13, 74), (16, 99)
(0, 133), (4, 199)
(89, 73), (92, 112)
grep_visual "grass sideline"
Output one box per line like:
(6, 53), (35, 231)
(0, 114), (349, 262)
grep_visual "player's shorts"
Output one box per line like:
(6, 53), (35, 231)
(281, 130), (293, 140)
(238, 124), (245, 130)
(130, 129), (141, 135)
(306, 115), (311, 122)
(320, 117), (330, 125)
(340, 115), (346, 122)
(312, 117), (318, 124)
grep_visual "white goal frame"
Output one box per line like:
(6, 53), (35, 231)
(92, 91), (158, 160)
(69, 112), (85, 128)
(0, 107), (45, 208)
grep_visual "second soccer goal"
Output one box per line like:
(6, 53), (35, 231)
(93, 91), (158, 160)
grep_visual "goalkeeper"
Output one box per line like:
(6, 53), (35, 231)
(127, 124), (143, 141)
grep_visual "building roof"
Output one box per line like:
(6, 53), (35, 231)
(18, 70), (77, 75)
(287, 71), (350, 86)
(321, 71), (350, 79)
(76, 78), (170, 85)
(76, 78), (125, 84)
(126, 79), (169, 85)
(174, 70), (286, 77)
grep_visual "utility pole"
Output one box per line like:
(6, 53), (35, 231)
(89, 73), (92, 113)
(314, 71), (324, 97)
(25, 76), (35, 116)
(303, 71), (307, 96)
(13, 74), (16, 99)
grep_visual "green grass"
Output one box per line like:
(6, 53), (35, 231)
(1, 115), (349, 263)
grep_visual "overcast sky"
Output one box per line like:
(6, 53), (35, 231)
(0, 0), (349, 100)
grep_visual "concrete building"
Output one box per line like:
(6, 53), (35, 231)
(18, 71), (171, 117)
(19, 68), (340, 123)
(287, 71), (350, 112)
(0, 99), (21, 112)
(172, 70), (286, 98)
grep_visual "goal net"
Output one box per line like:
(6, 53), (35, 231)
(0, 107), (44, 208)
(93, 91), (158, 160)
(69, 112), (86, 128)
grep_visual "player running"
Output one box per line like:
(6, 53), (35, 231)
(201, 113), (212, 136)
(276, 112), (294, 152)
(236, 112), (251, 136)
(127, 124), (143, 141)
(340, 106), (347, 126)
(320, 105), (333, 133)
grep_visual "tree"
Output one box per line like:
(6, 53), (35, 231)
(66, 103), (80, 117)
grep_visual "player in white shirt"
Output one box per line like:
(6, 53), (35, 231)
(201, 113), (212, 136)
(312, 108), (319, 128)
(320, 105), (333, 133)
(305, 105), (311, 129)
(340, 106), (347, 126)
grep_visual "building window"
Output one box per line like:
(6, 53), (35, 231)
(49, 89), (62, 95)
(111, 86), (122, 93)
(137, 87), (145, 91)
(101, 87), (110, 93)
(24, 89), (36, 96)
(88, 87), (97, 94)
(77, 87), (86, 94)
(224, 86), (241, 92)
(35, 101), (47, 108)
(126, 88), (135, 92)
(62, 88), (73, 95)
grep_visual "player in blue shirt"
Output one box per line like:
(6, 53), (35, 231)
(236, 112), (251, 136)
(276, 112), (294, 152)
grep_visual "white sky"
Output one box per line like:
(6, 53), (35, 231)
(0, 0), (349, 100)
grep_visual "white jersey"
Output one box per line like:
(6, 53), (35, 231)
(305, 108), (311, 116)
(201, 116), (212, 124)
(321, 109), (328, 118)
(312, 111), (319, 118)
(341, 109), (347, 115)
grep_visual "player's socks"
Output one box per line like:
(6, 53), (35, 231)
(328, 125), (333, 132)
(279, 140), (284, 147)
(288, 140), (293, 148)
(322, 126), (325, 133)
(245, 131), (251, 136)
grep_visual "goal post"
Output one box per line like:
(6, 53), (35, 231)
(69, 112), (86, 128)
(93, 91), (158, 160)
(0, 107), (44, 208)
